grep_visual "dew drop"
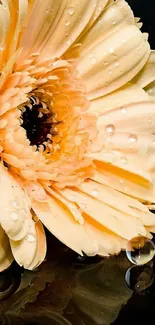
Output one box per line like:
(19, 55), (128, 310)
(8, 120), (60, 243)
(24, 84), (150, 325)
(120, 107), (127, 115)
(10, 212), (18, 221)
(92, 57), (97, 64)
(126, 236), (155, 265)
(148, 118), (152, 124)
(125, 264), (154, 292)
(120, 156), (128, 164)
(120, 179), (124, 184)
(65, 20), (70, 26)
(26, 233), (36, 243)
(112, 20), (116, 25)
(66, 38), (72, 46)
(11, 200), (19, 209)
(91, 189), (99, 198)
(128, 133), (137, 144)
(105, 124), (115, 135)
(109, 47), (114, 54)
(68, 7), (75, 15)
(115, 61), (120, 67)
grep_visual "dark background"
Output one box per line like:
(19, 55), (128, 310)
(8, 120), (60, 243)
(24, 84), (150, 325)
(127, 0), (155, 49)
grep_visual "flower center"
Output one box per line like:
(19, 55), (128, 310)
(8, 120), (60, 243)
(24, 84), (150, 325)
(21, 96), (51, 147)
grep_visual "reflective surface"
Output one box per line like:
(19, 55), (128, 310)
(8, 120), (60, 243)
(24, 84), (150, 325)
(0, 233), (155, 325)
(126, 237), (155, 265)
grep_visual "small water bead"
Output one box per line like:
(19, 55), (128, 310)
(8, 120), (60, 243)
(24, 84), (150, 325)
(92, 57), (97, 64)
(26, 233), (36, 243)
(148, 118), (152, 124)
(105, 124), (115, 135)
(115, 61), (120, 67)
(11, 212), (18, 221)
(11, 200), (19, 209)
(125, 264), (154, 292)
(68, 7), (75, 15)
(120, 107), (127, 115)
(66, 38), (72, 46)
(120, 156), (128, 164)
(91, 189), (99, 198)
(128, 133), (138, 144)
(109, 47), (114, 54)
(126, 236), (155, 265)
(65, 20), (70, 26)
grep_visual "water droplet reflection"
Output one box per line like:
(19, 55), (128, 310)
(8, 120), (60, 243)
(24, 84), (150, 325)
(105, 124), (115, 135)
(125, 264), (154, 292)
(126, 236), (155, 265)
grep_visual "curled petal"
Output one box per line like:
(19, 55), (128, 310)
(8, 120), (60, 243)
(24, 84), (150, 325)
(0, 163), (32, 241)
(27, 220), (47, 270)
(133, 51), (155, 88)
(0, 225), (13, 272)
(77, 0), (134, 57)
(77, 25), (150, 99)
(10, 217), (37, 269)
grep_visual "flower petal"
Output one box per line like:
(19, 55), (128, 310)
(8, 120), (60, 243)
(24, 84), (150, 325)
(77, 0), (134, 58)
(88, 84), (148, 115)
(27, 220), (47, 270)
(83, 217), (127, 256)
(77, 180), (155, 226)
(0, 225), (13, 272)
(10, 219), (46, 270)
(133, 51), (155, 88)
(0, 163), (32, 241)
(92, 168), (155, 203)
(19, 0), (99, 62)
(77, 25), (150, 100)
(97, 101), (155, 133)
(10, 217), (37, 269)
(32, 195), (99, 256)
(59, 188), (146, 240)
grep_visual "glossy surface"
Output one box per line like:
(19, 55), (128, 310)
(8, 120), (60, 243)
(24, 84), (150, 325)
(126, 236), (155, 265)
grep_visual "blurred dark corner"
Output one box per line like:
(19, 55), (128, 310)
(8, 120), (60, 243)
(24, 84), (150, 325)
(127, 0), (155, 49)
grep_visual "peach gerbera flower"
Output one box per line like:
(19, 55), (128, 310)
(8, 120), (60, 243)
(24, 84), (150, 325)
(0, 0), (155, 271)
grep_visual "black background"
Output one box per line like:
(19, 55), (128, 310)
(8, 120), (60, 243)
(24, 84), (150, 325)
(127, 0), (155, 49)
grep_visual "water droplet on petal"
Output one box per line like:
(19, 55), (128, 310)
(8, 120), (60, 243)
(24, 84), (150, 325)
(11, 200), (19, 209)
(112, 20), (116, 25)
(68, 7), (75, 15)
(109, 47), (114, 54)
(26, 233), (36, 243)
(148, 118), (152, 124)
(120, 107), (127, 115)
(120, 156), (128, 164)
(126, 236), (155, 265)
(92, 57), (97, 64)
(125, 264), (154, 292)
(66, 38), (72, 46)
(91, 189), (99, 198)
(120, 179), (124, 184)
(105, 124), (115, 135)
(10, 212), (18, 221)
(128, 134), (137, 144)
(65, 20), (70, 26)
(115, 61), (120, 67)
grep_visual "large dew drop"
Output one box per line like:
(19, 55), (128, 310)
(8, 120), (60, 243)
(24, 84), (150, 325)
(126, 236), (155, 265)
